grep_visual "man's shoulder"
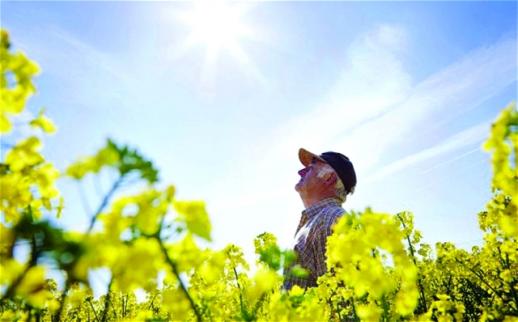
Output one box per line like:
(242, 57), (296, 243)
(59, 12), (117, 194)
(322, 202), (345, 217)
(317, 204), (345, 226)
(308, 206), (345, 241)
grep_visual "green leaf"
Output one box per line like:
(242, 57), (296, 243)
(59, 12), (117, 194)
(290, 264), (309, 278)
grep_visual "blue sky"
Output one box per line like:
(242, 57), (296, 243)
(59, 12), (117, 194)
(3, 1), (517, 267)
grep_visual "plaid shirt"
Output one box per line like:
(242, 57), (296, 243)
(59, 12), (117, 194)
(282, 197), (345, 290)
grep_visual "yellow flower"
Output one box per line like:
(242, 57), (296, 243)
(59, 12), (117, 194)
(356, 303), (382, 322)
(174, 200), (212, 241)
(30, 109), (56, 133)
(15, 266), (53, 308)
(6, 136), (44, 171)
(0, 259), (24, 285)
(161, 285), (194, 319)
(246, 266), (280, 306)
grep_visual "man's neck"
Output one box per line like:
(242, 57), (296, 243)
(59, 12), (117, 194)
(301, 195), (337, 209)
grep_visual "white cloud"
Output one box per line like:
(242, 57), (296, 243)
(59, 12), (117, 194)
(334, 36), (516, 175)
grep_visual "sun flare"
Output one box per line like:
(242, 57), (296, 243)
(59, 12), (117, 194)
(175, 1), (261, 81)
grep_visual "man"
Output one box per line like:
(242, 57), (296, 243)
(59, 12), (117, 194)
(282, 148), (357, 290)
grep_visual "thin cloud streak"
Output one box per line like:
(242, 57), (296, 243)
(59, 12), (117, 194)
(363, 121), (490, 184)
(420, 146), (481, 175)
(12, 25), (142, 111)
(335, 37), (517, 175)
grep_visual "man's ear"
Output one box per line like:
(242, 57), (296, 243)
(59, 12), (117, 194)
(325, 173), (338, 186)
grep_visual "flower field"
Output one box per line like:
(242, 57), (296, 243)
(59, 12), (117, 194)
(1, 29), (517, 321)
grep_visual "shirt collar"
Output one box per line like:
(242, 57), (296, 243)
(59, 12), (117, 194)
(301, 197), (341, 221)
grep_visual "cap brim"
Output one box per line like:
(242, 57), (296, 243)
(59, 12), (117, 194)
(298, 148), (325, 166)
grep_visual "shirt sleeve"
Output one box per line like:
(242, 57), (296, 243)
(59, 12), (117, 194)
(310, 211), (341, 279)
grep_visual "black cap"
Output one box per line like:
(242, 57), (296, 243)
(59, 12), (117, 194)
(299, 148), (357, 194)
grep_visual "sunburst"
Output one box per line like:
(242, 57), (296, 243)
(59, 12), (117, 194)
(174, 1), (263, 83)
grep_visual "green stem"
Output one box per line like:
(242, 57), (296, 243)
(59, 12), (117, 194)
(87, 176), (124, 234)
(252, 292), (268, 319)
(336, 296), (346, 322)
(147, 293), (157, 312)
(396, 213), (428, 312)
(326, 286), (345, 322)
(53, 279), (71, 322)
(380, 294), (390, 322)
(87, 298), (100, 322)
(502, 247), (518, 312)
(101, 278), (113, 322)
(232, 264), (250, 321)
(123, 294), (129, 317)
(350, 298), (360, 322)
(456, 259), (507, 304)
(156, 237), (202, 322)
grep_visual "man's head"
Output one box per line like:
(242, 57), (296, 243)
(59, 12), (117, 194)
(295, 148), (357, 205)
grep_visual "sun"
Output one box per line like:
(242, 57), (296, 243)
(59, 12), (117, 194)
(174, 1), (262, 82)
(178, 2), (252, 58)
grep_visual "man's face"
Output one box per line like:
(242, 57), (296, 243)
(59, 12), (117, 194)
(295, 158), (331, 196)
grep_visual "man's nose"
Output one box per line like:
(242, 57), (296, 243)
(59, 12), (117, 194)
(298, 168), (308, 176)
